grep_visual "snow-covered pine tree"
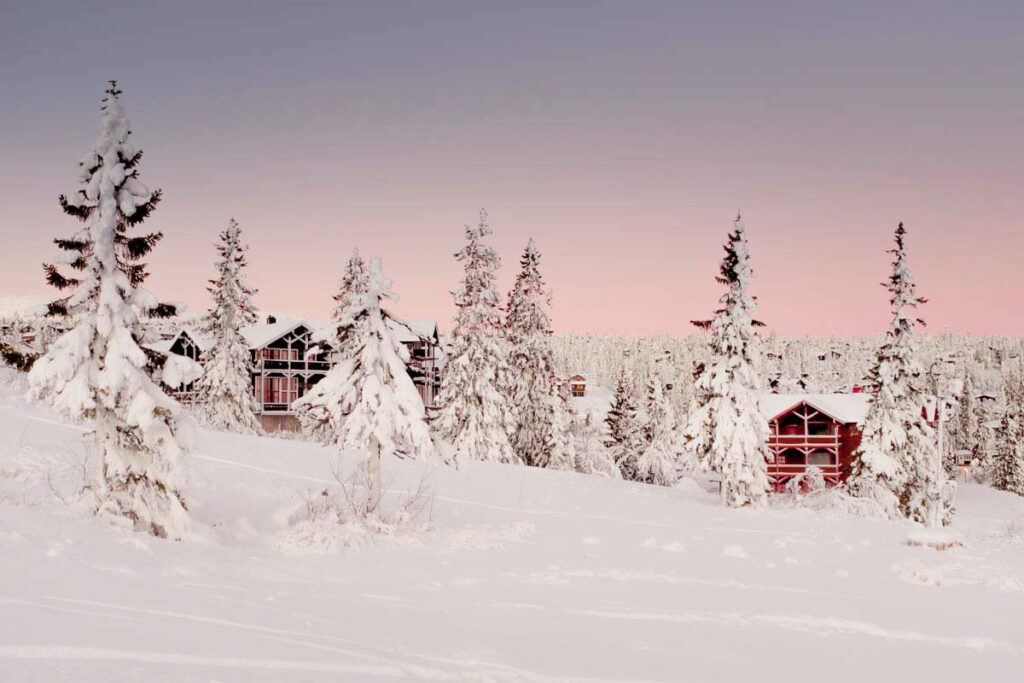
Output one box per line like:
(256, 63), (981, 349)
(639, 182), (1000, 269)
(545, 381), (578, 471)
(434, 210), (517, 464)
(505, 239), (570, 468)
(946, 369), (978, 475)
(331, 248), (369, 332)
(193, 219), (262, 434)
(681, 215), (770, 507)
(573, 410), (622, 478)
(847, 223), (953, 525)
(972, 392), (999, 479)
(635, 372), (678, 486)
(295, 249), (368, 442)
(29, 82), (194, 538)
(293, 258), (435, 512)
(605, 368), (646, 480)
(992, 378), (1024, 496)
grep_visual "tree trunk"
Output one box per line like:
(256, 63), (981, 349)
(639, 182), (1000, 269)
(367, 436), (382, 517)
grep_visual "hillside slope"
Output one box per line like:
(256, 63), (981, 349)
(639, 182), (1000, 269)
(1, 370), (1023, 682)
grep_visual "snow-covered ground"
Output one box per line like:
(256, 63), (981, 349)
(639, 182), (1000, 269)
(1, 370), (1023, 682)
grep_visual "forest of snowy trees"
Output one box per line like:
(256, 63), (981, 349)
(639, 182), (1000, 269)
(3, 82), (1024, 542)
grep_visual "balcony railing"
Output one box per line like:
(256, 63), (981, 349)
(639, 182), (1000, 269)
(255, 359), (332, 372)
(767, 463), (842, 477)
(767, 434), (840, 448)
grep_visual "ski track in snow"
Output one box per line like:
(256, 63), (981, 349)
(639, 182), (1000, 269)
(26, 596), (610, 682)
(0, 645), (438, 679)
(574, 608), (1020, 653)
(18, 412), (776, 536)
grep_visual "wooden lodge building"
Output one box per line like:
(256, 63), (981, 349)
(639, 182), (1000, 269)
(760, 393), (871, 490)
(154, 314), (442, 431)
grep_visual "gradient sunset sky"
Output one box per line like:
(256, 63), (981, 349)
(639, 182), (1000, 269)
(2, 1), (1022, 336)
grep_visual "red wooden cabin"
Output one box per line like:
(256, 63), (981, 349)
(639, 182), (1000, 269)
(762, 394), (869, 491)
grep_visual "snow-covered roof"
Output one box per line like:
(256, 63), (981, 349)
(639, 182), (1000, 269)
(145, 338), (176, 354)
(240, 315), (327, 349)
(180, 327), (215, 352)
(760, 393), (871, 424)
(390, 318), (439, 343)
(145, 327), (215, 356)
(239, 313), (439, 349)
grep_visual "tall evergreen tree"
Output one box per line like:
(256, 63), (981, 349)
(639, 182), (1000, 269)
(605, 368), (646, 480)
(848, 223), (953, 525)
(294, 258), (435, 511)
(972, 392), (999, 479)
(681, 215), (770, 507)
(193, 219), (262, 434)
(505, 239), (570, 467)
(947, 369), (978, 475)
(331, 249), (369, 331)
(635, 372), (679, 486)
(574, 410), (622, 478)
(434, 210), (517, 464)
(29, 82), (193, 538)
(296, 249), (368, 442)
(992, 379), (1024, 496)
(545, 382), (578, 471)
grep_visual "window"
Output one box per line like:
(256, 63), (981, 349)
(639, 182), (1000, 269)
(807, 422), (834, 436)
(257, 348), (299, 361)
(780, 449), (804, 465)
(808, 450), (835, 466)
(571, 383), (585, 397)
(261, 376), (297, 406)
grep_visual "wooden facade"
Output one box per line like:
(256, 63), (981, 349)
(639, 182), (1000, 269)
(160, 315), (442, 430)
(764, 396), (866, 491)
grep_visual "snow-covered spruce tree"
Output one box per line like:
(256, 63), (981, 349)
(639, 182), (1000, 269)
(992, 379), (1024, 496)
(681, 215), (770, 507)
(946, 369), (978, 475)
(295, 249), (368, 442)
(29, 82), (195, 538)
(971, 394), (999, 480)
(605, 368), (646, 480)
(505, 239), (571, 467)
(573, 411), (622, 478)
(293, 258), (435, 513)
(635, 372), (679, 486)
(434, 210), (517, 464)
(546, 381), (578, 471)
(847, 223), (952, 525)
(193, 219), (262, 434)
(331, 248), (370, 331)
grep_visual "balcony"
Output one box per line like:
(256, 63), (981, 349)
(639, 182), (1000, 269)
(767, 433), (840, 448)
(767, 462), (841, 477)
(255, 359), (332, 372)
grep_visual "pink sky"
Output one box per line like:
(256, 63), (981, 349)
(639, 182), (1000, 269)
(2, 2), (1022, 336)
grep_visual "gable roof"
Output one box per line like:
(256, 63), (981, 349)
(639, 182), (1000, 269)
(145, 327), (215, 356)
(761, 393), (870, 424)
(308, 317), (439, 346)
(179, 327), (215, 352)
(241, 315), (326, 349)
(391, 318), (439, 343)
(161, 311), (441, 353)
